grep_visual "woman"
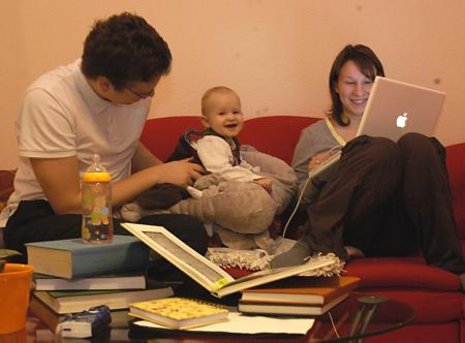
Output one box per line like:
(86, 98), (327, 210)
(271, 44), (465, 289)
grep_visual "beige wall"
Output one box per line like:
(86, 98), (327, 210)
(1, 0), (464, 169)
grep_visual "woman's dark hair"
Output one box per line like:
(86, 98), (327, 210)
(328, 44), (385, 126)
(81, 12), (172, 90)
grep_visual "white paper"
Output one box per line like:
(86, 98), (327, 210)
(133, 312), (314, 335)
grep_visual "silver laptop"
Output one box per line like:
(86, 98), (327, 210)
(308, 76), (445, 179)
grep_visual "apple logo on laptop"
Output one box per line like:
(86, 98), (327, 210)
(396, 112), (408, 128)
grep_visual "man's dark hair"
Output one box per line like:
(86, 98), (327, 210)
(81, 12), (172, 90)
(328, 44), (385, 126)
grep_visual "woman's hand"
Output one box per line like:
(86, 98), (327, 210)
(308, 150), (338, 171)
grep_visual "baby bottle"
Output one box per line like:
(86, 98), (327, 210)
(81, 153), (113, 244)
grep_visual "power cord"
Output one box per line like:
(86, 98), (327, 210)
(281, 176), (310, 239)
(328, 311), (341, 338)
(281, 145), (341, 239)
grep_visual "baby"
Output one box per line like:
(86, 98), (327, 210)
(192, 86), (273, 193)
(123, 86), (293, 252)
(176, 86), (276, 250)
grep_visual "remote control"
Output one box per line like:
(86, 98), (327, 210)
(59, 305), (111, 338)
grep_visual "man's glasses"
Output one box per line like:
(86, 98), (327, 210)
(125, 86), (155, 99)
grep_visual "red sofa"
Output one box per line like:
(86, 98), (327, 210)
(0, 115), (463, 342)
(141, 115), (465, 343)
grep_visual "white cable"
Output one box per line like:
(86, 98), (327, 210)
(328, 311), (340, 338)
(281, 145), (341, 239)
(281, 176), (310, 238)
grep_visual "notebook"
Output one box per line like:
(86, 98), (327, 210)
(308, 76), (446, 179)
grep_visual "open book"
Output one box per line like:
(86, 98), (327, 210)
(122, 223), (342, 298)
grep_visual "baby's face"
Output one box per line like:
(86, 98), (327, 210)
(202, 91), (244, 138)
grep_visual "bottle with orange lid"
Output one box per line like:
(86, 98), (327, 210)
(81, 153), (113, 244)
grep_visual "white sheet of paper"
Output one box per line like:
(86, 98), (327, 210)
(133, 312), (314, 335)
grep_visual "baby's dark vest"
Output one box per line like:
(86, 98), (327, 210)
(165, 129), (241, 167)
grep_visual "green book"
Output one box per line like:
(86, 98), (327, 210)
(33, 284), (174, 314)
(33, 271), (147, 291)
(26, 235), (157, 279)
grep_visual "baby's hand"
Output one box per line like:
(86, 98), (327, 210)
(255, 177), (273, 194)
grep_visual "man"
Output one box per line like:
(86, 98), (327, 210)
(2, 12), (207, 264)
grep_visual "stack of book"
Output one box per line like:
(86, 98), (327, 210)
(26, 235), (174, 332)
(25, 225), (345, 338)
(238, 276), (361, 316)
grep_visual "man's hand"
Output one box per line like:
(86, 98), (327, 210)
(152, 159), (204, 187)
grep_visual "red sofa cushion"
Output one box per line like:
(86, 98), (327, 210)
(140, 115), (319, 165)
(239, 115), (318, 164)
(140, 116), (204, 162)
(344, 257), (460, 291)
(357, 289), (464, 323)
(367, 323), (461, 343)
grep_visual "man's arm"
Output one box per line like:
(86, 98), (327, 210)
(32, 154), (204, 214)
(30, 156), (83, 214)
(131, 142), (162, 173)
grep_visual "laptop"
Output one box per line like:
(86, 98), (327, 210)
(308, 76), (446, 179)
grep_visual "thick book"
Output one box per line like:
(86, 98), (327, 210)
(121, 223), (342, 298)
(33, 285), (174, 314)
(29, 294), (131, 331)
(129, 297), (229, 330)
(33, 273), (147, 291)
(241, 276), (360, 305)
(26, 235), (156, 279)
(238, 292), (349, 316)
(29, 294), (63, 331)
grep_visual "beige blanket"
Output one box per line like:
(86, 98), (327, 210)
(121, 146), (297, 251)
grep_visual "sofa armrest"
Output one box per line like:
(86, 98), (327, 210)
(446, 143), (465, 239)
(0, 170), (15, 212)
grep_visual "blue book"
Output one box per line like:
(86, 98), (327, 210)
(26, 235), (156, 279)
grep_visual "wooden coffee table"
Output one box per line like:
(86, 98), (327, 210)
(4, 292), (414, 342)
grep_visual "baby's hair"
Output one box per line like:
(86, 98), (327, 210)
(201, 86), (239, 116)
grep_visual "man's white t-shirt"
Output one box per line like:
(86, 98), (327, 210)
(0, 60), (151, 225)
